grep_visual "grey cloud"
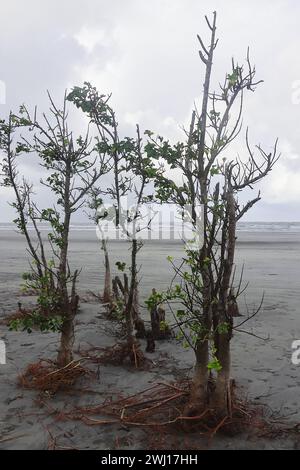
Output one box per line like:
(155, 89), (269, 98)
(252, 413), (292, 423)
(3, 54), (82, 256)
(1, 0), (300, 221)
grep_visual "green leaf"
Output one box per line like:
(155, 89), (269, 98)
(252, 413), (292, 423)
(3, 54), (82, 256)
(115, 261), (126, 272)
(207, 358), (222, 372)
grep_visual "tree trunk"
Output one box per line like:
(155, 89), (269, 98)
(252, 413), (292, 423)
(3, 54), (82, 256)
(150, 293), (161, 339)
(57, 315), (74, 367)
(112, 277), (120, 300)
(212, 331), (231, 415)
(149, 290), (170, 339)
(57, 161), (73, 367)
(123, 273), (129, 304)
(212, 189), (236, 415)
(124, 239), (138, 349)
(57, 293), (78, 367)
(189, 9), (217, 404)
(132, 280), (139, 323)
(132, 282), (146, 338)
(187, 335), (209, 413)
(102, 238), (112, 303)
(228, 288), (240, 317)
(124, 297), (135, 350)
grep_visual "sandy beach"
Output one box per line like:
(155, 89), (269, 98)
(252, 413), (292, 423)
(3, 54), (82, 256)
(0, 228), (300, 449)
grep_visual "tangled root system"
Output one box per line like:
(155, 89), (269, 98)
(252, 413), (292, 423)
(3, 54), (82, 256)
(79, 341), (147, 368)
(18, 359), (90, 394)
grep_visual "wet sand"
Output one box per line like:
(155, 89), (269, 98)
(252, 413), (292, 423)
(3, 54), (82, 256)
(0, 229), (300, 449)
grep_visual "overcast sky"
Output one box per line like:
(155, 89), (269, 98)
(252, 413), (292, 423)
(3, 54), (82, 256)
(1, 0), (300, 222)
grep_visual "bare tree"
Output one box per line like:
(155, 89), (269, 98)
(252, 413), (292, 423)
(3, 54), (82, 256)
(145, 12), (279, 416)
(68, 84), (157, 362)
(0, 93), (108, 367)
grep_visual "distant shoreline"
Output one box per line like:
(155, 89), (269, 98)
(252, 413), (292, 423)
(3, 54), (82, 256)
(1, 221), (300, 234)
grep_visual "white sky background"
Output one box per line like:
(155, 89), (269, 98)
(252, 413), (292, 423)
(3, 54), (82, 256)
(1, 0), (300, 222)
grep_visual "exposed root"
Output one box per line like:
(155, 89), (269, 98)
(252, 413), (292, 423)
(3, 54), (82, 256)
(78, 342), (147, 369)
(0, 306), (34, 326)
(47, 379), (300, 448)
(18, 359), (91, 394)
(55, 381), (198, 429)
